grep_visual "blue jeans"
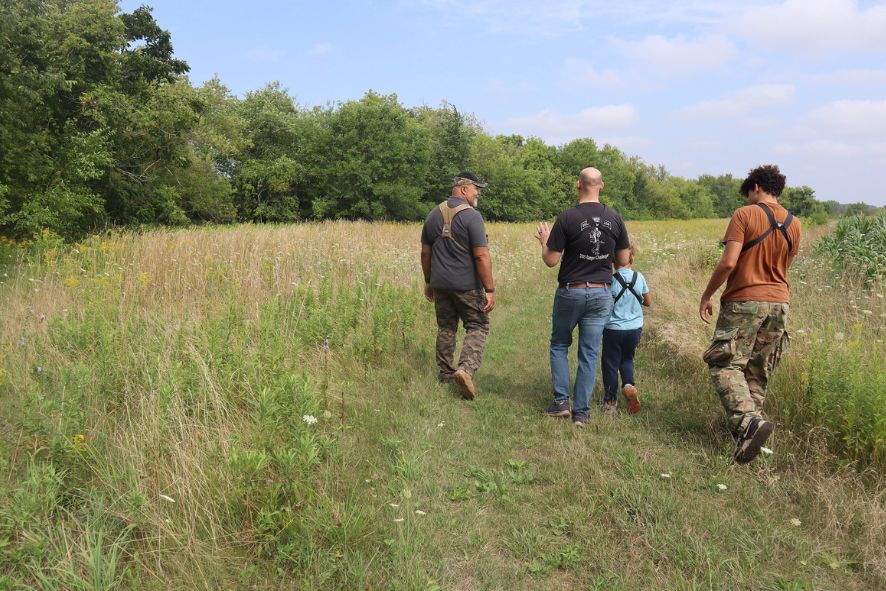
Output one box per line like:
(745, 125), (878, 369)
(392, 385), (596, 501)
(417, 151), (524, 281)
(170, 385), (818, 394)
(601, 327), (643, 402)
(550, 286), (613, 415)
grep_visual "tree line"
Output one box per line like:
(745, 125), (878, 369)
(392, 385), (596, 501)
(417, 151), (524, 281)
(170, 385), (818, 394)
(0, 1), (871, 240)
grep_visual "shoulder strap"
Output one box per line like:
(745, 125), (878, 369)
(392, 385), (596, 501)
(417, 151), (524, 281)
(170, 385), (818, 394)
(611, 271), (643, 304)
(434, 202), (473, 252)
(740, 203), (794, 255)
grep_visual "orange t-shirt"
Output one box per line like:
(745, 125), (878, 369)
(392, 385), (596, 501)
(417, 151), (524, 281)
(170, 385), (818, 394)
(720, 202), (802, 303)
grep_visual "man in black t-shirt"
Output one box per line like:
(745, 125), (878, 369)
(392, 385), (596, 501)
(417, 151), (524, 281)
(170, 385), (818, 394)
(420, 172), (496, 400)
(534, 167), (630, 426)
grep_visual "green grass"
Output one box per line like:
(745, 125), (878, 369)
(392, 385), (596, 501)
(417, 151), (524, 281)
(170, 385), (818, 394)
(0, 220), (883, 589)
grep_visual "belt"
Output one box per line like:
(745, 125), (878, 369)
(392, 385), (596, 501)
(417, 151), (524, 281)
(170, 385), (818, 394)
(559, 281), (608, 289)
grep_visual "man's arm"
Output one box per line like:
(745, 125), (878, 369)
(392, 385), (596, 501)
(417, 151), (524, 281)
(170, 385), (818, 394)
(535, 222), (562, 267)
(699, 240), (742, 323)
(472, 246), (496, 312)
(420, 243), (434, 302)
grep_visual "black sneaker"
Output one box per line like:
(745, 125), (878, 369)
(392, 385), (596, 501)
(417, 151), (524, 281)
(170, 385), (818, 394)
(734, 417), (772, 464)
(573, 412), (588, 427)
(543, 400), (571, 417)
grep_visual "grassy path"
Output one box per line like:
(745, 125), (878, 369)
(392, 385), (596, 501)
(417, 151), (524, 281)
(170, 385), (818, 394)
(323, 225), (883, 590)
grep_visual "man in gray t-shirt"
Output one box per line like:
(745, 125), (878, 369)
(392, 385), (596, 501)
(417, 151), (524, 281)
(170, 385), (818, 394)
(420, 171), (496, 400)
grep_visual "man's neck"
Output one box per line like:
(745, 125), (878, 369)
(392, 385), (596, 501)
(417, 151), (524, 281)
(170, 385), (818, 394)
(577, 194), (600, 204)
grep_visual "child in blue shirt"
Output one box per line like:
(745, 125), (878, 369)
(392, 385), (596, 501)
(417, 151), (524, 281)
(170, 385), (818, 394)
(602, 242), (651, 414)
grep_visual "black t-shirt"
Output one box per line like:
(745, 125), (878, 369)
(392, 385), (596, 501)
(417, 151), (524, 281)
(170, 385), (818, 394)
(546, 202), (629, 285)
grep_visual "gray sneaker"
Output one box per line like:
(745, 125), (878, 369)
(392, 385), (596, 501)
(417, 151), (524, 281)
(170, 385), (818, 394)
(734, 417), (772, 464)
(573, 412), (588, 427)
(543, 400), (571, 417)
(602, 400), (618, 416)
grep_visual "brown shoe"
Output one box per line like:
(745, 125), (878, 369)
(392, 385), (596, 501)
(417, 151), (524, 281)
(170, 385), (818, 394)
(623, 384), (640, 414)
(453, 369), (476, 400)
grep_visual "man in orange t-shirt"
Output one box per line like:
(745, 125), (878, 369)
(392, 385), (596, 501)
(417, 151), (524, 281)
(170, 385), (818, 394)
(699, 164), (801, 464)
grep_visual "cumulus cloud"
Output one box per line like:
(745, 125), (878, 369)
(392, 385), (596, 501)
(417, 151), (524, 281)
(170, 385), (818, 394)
(733, 0), (886, 53)
(562, 58), (625, 89)
(804, 99), (886, 138)
(504, 104), (638, 142)
(805, 68), (886, 86)
(613, 34), (737, 75)
(675, 84), (794, 120)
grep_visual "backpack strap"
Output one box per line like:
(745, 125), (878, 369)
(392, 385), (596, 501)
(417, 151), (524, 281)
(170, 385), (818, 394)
(740, 203), (794, 255)
(433, 202), (473, 253)
(612, 270), (643, 304)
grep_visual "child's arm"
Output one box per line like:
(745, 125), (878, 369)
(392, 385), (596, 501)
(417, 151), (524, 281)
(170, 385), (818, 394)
(642, 292), (652, 308)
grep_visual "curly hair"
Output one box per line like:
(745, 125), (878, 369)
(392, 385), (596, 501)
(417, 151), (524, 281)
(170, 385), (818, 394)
(740, 164), (786, 197)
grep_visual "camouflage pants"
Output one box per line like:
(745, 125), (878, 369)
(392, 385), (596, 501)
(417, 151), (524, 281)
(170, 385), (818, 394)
(433, 288), (489, 381)
(702, 301), (790, 435)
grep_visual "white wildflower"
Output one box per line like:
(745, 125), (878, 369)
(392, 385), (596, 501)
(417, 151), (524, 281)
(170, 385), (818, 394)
(790, 518), (801, 527)
(302, 414), (318, 425)
(760, 447), (773, 456)
(437, 422), (445, 428)
(415, 510), (426, 515)
(835, 332), (845, 340)
(862, 310), (872, 315)
(159, 494), (176, 503)
(389, 503), (399, 508)
(717, 484), (728, 491)
(660, 473), (671, 479)
(393, 517), (404, 523)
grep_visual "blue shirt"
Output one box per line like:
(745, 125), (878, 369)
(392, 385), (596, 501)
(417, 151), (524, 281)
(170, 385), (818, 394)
(605, 268), (649, 330)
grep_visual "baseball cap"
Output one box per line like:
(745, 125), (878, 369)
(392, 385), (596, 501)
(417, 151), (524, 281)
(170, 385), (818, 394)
(453, 171), (488, 188)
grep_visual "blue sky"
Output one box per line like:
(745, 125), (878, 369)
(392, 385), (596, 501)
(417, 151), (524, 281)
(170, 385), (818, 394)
(120, 1), (886, 206)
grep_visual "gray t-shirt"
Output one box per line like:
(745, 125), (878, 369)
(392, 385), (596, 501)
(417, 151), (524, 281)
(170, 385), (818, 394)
(420, 197), (489, 291)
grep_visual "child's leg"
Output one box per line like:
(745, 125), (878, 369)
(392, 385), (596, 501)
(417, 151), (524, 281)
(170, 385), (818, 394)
(601, 329), (621, 403)
(618, 328), (643, 387)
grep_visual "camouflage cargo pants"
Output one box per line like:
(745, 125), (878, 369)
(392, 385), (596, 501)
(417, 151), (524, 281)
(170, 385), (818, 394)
(702, 301), (790, 435)
(433, 288), (489, 382)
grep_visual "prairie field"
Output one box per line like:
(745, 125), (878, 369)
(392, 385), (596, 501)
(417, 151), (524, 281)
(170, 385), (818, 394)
(0, 219), (884, 590)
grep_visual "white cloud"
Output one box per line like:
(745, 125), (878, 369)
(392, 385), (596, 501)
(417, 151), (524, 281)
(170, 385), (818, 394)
(504, 104), (638, 142)
(562, 58), (625, 88)
(733, 0), (886, 53)
(805, 68), (886, 86)
(614, 34), (737, 75)
(804, 99), (886, 138)
(310, 43), (332, 57)
(244, 47), (283, 63)
(675, 84), (794, 120)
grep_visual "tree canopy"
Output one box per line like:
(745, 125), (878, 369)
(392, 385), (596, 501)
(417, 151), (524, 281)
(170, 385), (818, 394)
(0, 1), (854, 240)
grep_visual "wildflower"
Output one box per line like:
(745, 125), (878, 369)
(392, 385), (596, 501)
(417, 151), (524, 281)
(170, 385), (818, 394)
(415, 510), (426, 515)
(159, 494), (176, 503)
(437, 422), (445, 428)
(73, 434), (85, 442)
(27, 308), (34, 316)
(323, 410), (333, 419)
(717, 484), (728, 491)
(760, 447), (773, 456)
(660, 473), (671, 479)
(389, 503), (400, 508)
(18, 336), (26, 347)
(790, 518), (801, 526)
(303, 414), (318, 425)
(38, 395), (45, 401)
(862, 310), (872, 315)
(393, 518), (404, 523)
(323, 336), (330, 352)
(39, 314), (45, 323)
(835, 332), (845, 340)
(266, 479), (274, 486)
(795, 329), (806, 335)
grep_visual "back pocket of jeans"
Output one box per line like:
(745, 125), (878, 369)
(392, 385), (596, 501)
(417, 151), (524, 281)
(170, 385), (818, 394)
(702, 327), (738, 366)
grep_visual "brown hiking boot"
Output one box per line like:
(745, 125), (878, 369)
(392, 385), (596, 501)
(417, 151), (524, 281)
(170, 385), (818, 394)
(623, 384), (640, 414)
(453, 369), (476, 400)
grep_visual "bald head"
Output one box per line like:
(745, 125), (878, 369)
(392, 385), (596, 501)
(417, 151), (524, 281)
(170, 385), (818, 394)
(579, 167), (603, 187)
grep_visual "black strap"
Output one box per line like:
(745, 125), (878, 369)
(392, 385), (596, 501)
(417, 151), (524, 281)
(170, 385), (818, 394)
(612, 271), (643, 304)
(740, 203), (794, 255)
